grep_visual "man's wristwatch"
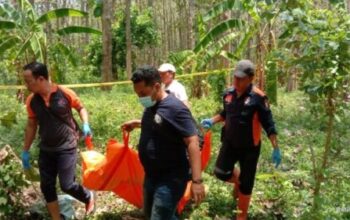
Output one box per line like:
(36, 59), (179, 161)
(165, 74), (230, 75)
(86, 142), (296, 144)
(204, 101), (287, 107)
(192, 179), (203, 184)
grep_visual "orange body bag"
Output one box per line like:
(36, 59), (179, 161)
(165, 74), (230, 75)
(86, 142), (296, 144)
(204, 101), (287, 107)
(81, 131), (212, 213)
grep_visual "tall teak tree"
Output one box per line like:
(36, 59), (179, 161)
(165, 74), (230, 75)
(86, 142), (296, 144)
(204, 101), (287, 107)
(125, 0), (132, 78)
(101, 0), (113, 83)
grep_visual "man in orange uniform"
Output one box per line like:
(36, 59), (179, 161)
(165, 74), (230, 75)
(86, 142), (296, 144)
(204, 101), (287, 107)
(201, 60), (281, 220)
(21, 62), (95, 219)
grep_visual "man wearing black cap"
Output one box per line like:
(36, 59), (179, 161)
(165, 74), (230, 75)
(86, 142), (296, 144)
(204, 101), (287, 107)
(201, 60), (281, 220)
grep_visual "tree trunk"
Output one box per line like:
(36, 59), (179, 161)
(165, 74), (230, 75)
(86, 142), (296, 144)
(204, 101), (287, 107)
(267, 22), (275, 52)
(162, 0), (168, 59)
(82, 0), (89, 45)
(286, 46), (299, 92)
(170, 5), (175, 52)
(221, 12), (230, 70)
(312, 92), (335, 214)
(166, 1), (171, 54)
(45, 0), (52, 45)
(255, 28), (265, 90)
(61, 0), (67, 44)
(101, 0), (113, 85)
(177, 0), (185, 50)
(188, 0), (204, 98)
(55, 0), (60, 32)
(182, 0), (187, 50)
(147, 0), (155, 65)
(286, 70), (297, 92)
(188, 0), (195, 49)
(246, 16), (253, 60)
(125, 0), (132, 78)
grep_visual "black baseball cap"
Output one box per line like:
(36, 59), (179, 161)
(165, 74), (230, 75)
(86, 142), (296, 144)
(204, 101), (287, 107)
(232, 60), (255, 78)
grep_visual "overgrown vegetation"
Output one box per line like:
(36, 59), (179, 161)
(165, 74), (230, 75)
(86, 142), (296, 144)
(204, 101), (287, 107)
(1, 79), (349, 219)
(277, 4), (350, 218)
(0, 0), (349, 219)
(0, 146), (29, 218)
(0, 0), (101, 85)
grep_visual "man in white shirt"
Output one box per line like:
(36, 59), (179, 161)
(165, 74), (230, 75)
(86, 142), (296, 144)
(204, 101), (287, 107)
(158, 63), (190, 108)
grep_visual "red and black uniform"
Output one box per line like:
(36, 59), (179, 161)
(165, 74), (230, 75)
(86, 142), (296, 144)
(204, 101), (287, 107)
(27, 85), (81, 151)
(26, 84), (91, 203)
(214, 84), (277, 195)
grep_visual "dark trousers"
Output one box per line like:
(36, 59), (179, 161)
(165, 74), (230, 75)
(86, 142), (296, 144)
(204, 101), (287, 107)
(39, 148), (90, 204)
(214, 141), (261, 195)
(143, 176), (187, 220)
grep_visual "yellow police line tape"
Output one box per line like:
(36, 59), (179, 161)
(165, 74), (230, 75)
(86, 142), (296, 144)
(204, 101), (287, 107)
(0, 68), (231, 90)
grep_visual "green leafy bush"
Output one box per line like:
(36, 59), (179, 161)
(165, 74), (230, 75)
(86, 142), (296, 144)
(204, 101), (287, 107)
(0, 146), (29, 218)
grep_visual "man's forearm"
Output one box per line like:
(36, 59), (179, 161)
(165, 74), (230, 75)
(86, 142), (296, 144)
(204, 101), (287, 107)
(269, 134), (278, 148)
(212, 114), (224, 124)
(79, 107), (89, 123)
(23, 122), (37, 151)
(132, 119), (142, 128)
(187, 139), (202, 181)
(121, 119), (142, 132)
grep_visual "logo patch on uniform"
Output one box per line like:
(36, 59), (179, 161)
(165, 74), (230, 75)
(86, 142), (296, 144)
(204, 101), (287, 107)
(244, 97), (251, 105)
(154, 114), (162, 124)
(57, 98), (67, 107)
(225, 94), (233, 103)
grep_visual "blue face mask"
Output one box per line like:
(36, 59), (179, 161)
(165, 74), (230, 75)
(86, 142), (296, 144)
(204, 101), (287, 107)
(139, 96), (156, 108)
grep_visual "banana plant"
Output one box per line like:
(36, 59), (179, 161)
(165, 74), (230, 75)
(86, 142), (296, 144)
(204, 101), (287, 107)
(0, 0), (101, 65)
(203, 0), (282, 94)
(169, 0), (289, 100)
